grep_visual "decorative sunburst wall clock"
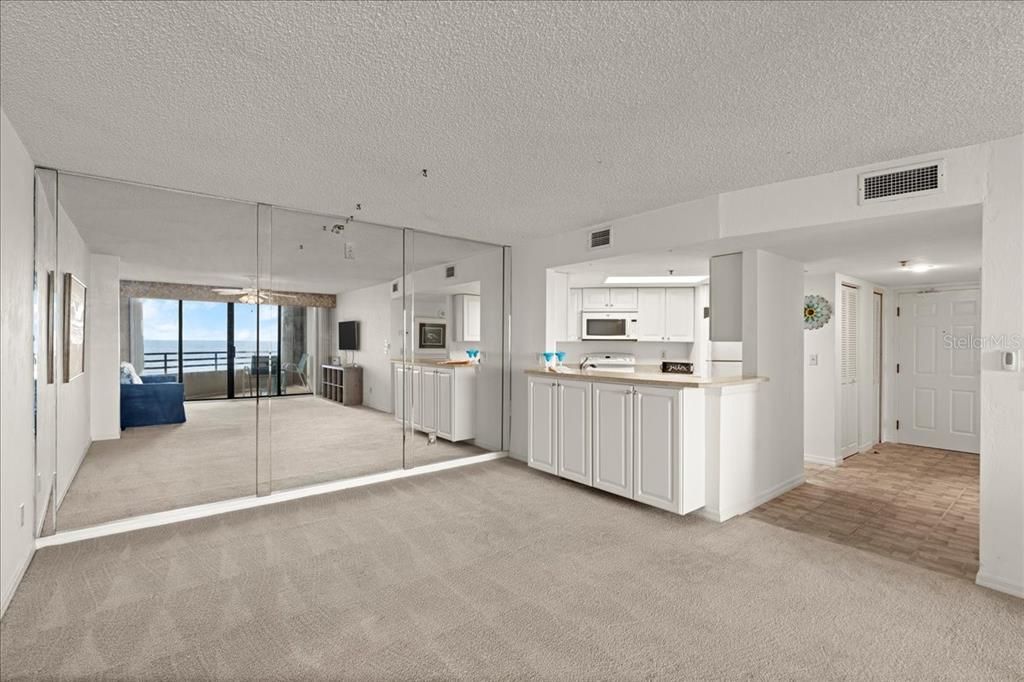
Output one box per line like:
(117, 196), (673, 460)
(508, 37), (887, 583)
(804, 294), (833, 330)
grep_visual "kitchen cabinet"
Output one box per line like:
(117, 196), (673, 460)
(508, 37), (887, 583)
(636, 288), (667, 341)
(665, 288), (695, 341)
(394, 363), (476, 442)
(592, 381), (633, 498)
(582, 287), (638, 311)
(633, 385), (680, 512)
(452, 294), (481, 342)
(393, 364), (406, 422)
(527, 372), (707, 516)
(557, 379), (592, 485)
(635, 287), (696, 342)
(528, 376), (558, 473)
(529, 376), (592, 482)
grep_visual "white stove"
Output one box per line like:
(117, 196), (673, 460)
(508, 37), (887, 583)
(580, 352), (636, 373)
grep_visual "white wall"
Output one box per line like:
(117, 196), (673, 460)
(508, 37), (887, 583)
(55, 204), (92, 507)
(0, 110), (37, 615)
(977, 135), (1024, 597)
(745, 250), (806, 494)
(335, 280), (393, 412)
(89, 254), (121, 441)
(803, 274), (839, 464)
(804, 272), (889, 466)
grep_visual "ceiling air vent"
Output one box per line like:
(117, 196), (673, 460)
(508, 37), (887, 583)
(445, 265), (456, 279)
(588, 227), (612, 250)
(859, 160), (944, 204)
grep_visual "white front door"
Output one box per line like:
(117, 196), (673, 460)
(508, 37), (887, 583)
(897, 289), (981, 454)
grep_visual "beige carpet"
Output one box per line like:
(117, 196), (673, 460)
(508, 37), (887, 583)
(56, 397), (487, 530)
(4, 459), (1022, 680)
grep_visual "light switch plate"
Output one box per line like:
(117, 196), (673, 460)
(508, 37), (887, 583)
(809, 354), (818, 366)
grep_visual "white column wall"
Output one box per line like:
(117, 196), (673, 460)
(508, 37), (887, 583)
(0, 110), (37, 615)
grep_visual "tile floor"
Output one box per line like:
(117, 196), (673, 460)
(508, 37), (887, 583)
(750, 443), (979, 581)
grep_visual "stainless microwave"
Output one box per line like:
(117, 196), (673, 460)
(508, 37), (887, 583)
(581, 312), (638, 340)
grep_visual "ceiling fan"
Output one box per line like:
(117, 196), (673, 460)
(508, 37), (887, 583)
(211, 287), (297, 304)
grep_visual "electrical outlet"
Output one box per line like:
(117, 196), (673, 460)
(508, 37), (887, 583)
(809, 354), (818, 366)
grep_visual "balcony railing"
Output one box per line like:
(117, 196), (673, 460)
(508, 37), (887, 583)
(143, 350), (274, 374)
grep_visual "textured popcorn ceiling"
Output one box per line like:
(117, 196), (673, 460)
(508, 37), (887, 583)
(1, 1), (1022, 244)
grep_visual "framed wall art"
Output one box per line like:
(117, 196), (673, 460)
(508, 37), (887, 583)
(63, 272), (87, 382)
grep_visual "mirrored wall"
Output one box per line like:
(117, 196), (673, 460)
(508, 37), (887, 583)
(33, 170), (510, 534)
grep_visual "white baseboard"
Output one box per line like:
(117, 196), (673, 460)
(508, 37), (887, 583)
(1, 546), (35, 618)
(37, 451), (507, 549)
(713, 473), (806, 523)
(975, 571), (1024, 599)
(804, 453), (839, 466)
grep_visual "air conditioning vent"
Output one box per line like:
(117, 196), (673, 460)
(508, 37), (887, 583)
(589, 227), (612, 250)
(445, 265), (456, 279)
(859, 161), (944, 204)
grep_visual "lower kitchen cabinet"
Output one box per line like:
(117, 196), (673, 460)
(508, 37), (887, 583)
(528, 376), (558, 473)
(394, 363), (476, 442)
(528, 376), (706, 515)
(592, 381), (633, 498)
(557, 379), (592, 485)
(633, 385), (681, 512)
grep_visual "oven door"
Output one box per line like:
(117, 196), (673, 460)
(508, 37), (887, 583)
(582, 314), (635, 340)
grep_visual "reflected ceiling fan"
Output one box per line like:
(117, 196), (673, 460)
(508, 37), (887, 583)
(211, 286), (297, 305)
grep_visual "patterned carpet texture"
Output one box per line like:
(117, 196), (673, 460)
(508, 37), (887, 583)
(3, 459), (1022, 679)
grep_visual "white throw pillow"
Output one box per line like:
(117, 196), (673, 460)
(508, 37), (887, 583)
(120, 362), (143, 385)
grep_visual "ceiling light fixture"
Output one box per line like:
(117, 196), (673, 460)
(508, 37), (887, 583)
(899, 260), (937, 274)
(604, 275), (707, 285)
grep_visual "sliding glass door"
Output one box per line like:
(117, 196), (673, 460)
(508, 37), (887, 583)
(182, 300), (229, 399)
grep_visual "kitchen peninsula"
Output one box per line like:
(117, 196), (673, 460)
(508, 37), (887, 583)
(526, 367), (774, 522)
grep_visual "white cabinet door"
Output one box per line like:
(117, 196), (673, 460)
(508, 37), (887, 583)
(567, 288), (582, 341)
(582, 288), (610, 310)
(411, 367), (423, 429)
(557, 379), (592, 485)
(421, 369), (438, 433)
(636, 288), (667, 341)
(664, 288), (695, 342)
(436, 369), (453, 439)
(453, 295), (481, 342)
(393, 365), (405, 422)
(464, 296), (481, 342)
(609, 288), (639, 310)
(633, 385), (680, 513)
(528, 376), (559, 473)
(592, 382), (633, 498)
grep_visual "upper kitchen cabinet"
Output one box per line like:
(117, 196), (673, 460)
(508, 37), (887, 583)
(636, 288), (695, 342)
(452, 294), (481, 342)
(710, 253), (743, 342)
(582, 287), (638, 311)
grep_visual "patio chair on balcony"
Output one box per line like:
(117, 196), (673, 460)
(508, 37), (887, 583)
(244, 355), (278, 396)
(282, 353), (310, 392)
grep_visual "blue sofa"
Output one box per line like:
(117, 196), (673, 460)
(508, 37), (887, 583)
(120, 375), (186, 430)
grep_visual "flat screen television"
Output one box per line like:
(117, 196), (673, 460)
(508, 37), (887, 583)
(338, 321), (360, 350)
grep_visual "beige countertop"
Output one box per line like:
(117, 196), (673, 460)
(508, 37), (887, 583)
(524, 366), (767, 388)
(391, 358), (479, 369)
